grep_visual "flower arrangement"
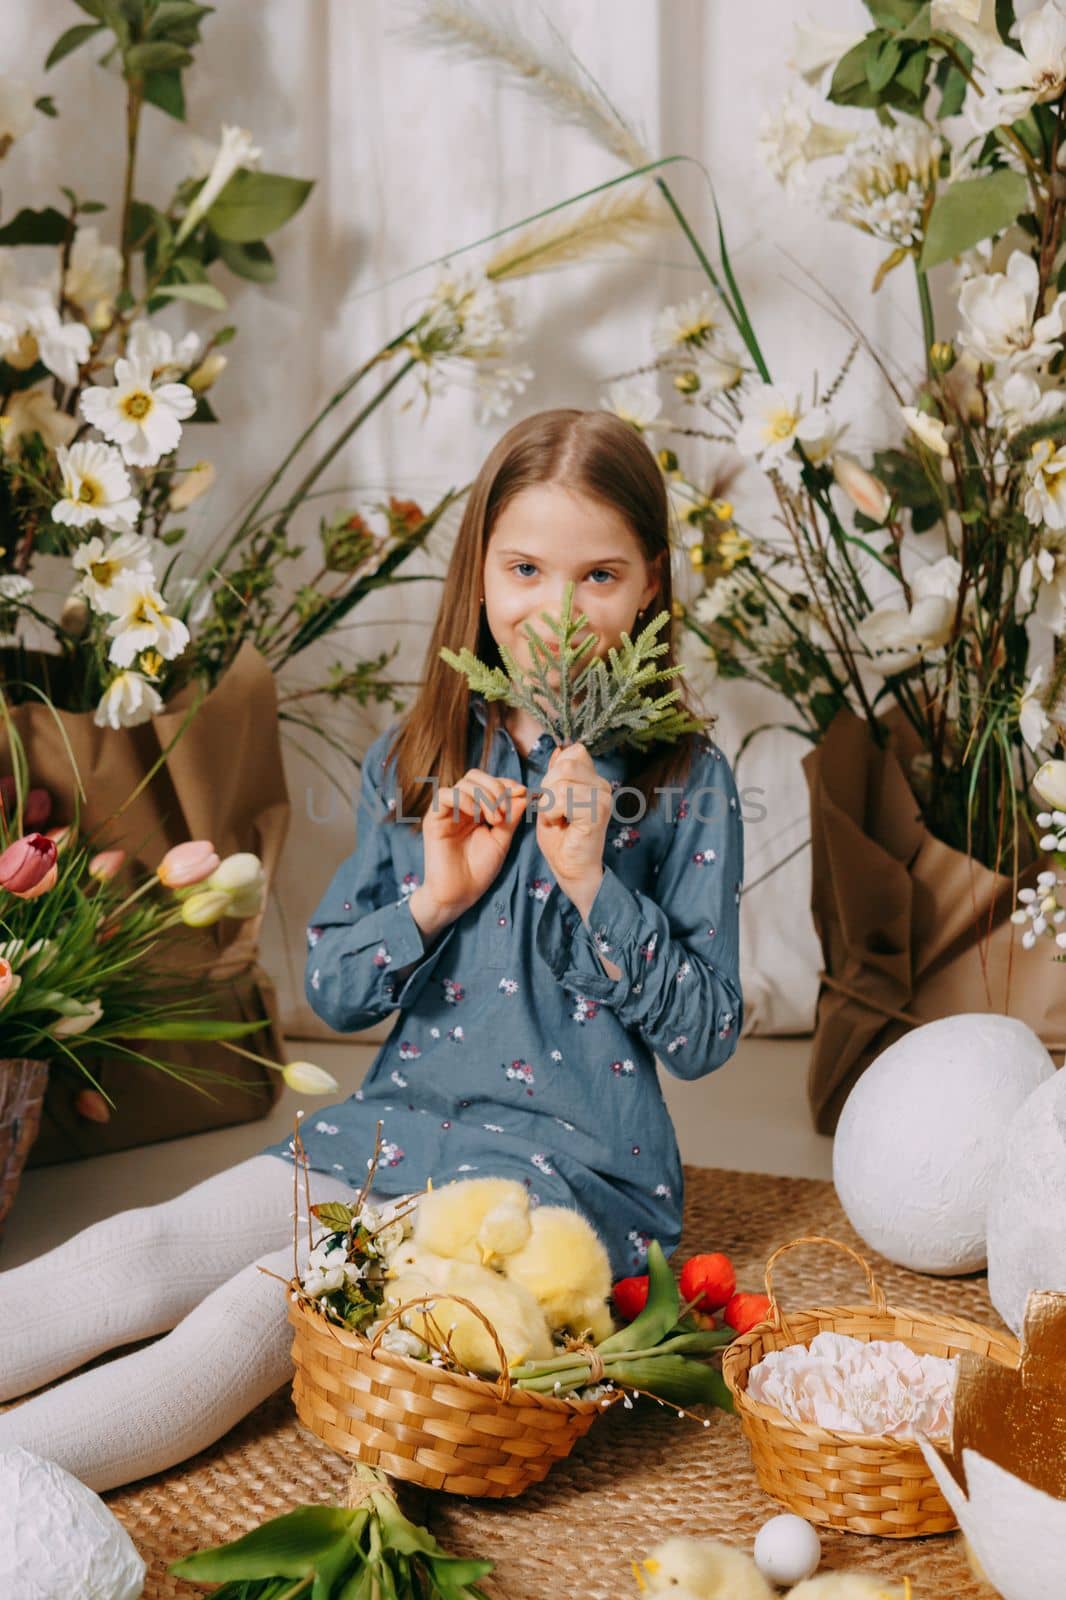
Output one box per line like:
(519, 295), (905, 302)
(439, 579), (705, 754)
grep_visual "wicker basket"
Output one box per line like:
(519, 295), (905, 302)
(288, 1290), (613, 1497)
(722, 1235), (1020, 1537)
(0, 1058), (47, 1240)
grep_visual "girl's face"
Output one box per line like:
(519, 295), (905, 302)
(482, 483), (661, 683)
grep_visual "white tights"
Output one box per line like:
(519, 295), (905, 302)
(0, 1153), (362, 1491)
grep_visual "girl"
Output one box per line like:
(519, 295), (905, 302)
(0, 408), (743, 1492)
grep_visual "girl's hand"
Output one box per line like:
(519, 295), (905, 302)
(535, 742), (612, 900)
(417, 769), (528, 927)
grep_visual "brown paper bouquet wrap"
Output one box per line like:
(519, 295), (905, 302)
(0, 642), (290, 1162)
(802, 707), (1066, 1134)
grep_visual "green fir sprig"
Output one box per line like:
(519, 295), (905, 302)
(440, 581), (704, 754)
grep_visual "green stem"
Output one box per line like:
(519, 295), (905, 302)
(119, 78), (145, 302)
(915, 265), (935, 377)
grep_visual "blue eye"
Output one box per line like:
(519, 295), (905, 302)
(512, 561), (538, 578)
(587, 569), (616, 584)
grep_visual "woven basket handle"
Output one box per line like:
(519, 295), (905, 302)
(368, 1292), (513, 1399)
(764, 1235), (888, 1342)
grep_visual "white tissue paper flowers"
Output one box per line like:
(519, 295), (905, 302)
(747, 1332), (957, 1438)
(0, 1447), (146, 1599)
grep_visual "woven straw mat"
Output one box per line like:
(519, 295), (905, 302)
(24, 1167), (1010, 1599)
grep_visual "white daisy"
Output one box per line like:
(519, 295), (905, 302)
(736, 384), (836, 466)
(652, 290), (727, 353)
(52, 442), (140, 534)
(106, 574), (190, 667)
(93, 671), (164, 729)
(80, 355), (196, 468)
(601, 378), (663, 432)
(72, 530), (156, 613)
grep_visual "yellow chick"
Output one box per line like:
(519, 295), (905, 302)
(786, 1578), (912, 1599)
(502, 1205), (615, 1342)
(412, 1176), (532, 1267)
(386, 1258), (554, 1374)
(638, 1536), (775, 1600)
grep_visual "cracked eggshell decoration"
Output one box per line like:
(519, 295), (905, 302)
(832, 1014), (1054, 1274)
(918, 1289), (1066, 1600)
(0, 1448), (146, 1600)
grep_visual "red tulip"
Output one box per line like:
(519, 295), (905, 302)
(0, 833), (58, 898)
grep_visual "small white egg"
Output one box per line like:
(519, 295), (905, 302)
(753, 1514), (821, 1586)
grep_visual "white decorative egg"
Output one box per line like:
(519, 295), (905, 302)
(0, 1448), (146, 1599)
(753, 1513), (821, 1586)
(833, 1014), (1054, 1274)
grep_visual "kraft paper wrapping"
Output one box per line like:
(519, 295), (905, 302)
(0, 642), (291, 1163)
(802, 707), (1066, 1134)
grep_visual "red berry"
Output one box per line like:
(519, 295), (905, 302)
(723, 1291), (773, 1334)
(679, 1252), (736, 1313)
(612, 1275), (649, 1322)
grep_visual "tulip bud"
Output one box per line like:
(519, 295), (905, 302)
(52, 997), (103, 1038)
(0, 959), (20, 1009)
(158, 840), (220, 888)
(0, 833), (58, 897)
(206, 852), (263, 893)
(74, 1088), (111, 1123)
(24, 788), (51, 829)
(180, 888), (232, 927)
(832, 454), (892, 523)
(89, 848), (126, 883)
(60, 595), (90, 637)
(186, 352), (227, 392)
(44, 824), (74, 850)
(930, 341), (956, 373)
(282, 1060), (340, 1095)
(1034, 759), (1066, 811)
(168, 459), (216, 511)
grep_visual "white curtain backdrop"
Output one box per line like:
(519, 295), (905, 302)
(8, 0), (928, 1040)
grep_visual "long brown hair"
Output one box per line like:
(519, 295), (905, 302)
(384, 408), (711, 827)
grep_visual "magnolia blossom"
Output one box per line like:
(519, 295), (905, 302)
(80, 354), (196, 468)
(735, 383), (837, 467)
(64, 227), (122, 326)
(0, 250), (91, 385)
(758, 92), (855, 192)
(1024, 437), (1066, 528)
(72, 530), (155, 613)
(1018, 540), (1066, 632)
(986, 371), (1066, 435)
(652, 290), (728, 353)
(176, 124), (262, 244)
(788, 20), (866, 83)
(900, 405), (950, 457)
(53, 442), (140, 535)
(106, 575), (189, 667)
(1, 384), (78, 455)
(958, 251), (1066, 369)
(93, 670), (165, 729)
(965, 0), (1066, 133)
(0, 75), (34, 155)
(601, 378), (663, 432)
(1019, 663), (1052, 751)
(821, 119), (942, 248)
(856, 556), (962, 675)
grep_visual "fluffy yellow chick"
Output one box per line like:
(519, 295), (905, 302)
(503, 1205), (614, 1342)
(786, 1577), (912, 1599)
(638, 1536), (775, 1600)
(412, 1177), (531, 1267)
(386, 1259), (554, 1374)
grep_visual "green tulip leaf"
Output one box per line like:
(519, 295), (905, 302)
(170, 1505), (357, 1580)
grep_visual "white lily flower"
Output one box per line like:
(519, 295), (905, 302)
(1, 384), (78, 455)
(0, 75), (34, 154)
(53, 443), (140, 535)
(758, 92), (855, 192)
(1018, 542), (1066, 633)
(736, 383), (836, 466)
(72, 530), (155, 613)
(857, 556), (962, 675)
(93, 670), (165, 729)
(959, 250), (1066, 368)
(1020, 663), (1052, 751)
(176, 124), (262, 244)
(788, 20), (866, 83)
(127, 319), (202, 383)
(64, 227), (122, 327)
(901, 405), (951, 456)
(80, 355), (196, 468)
(1024, 437), (1066, 528)
(601, 378), (663, 433)
(652, 290), (728, 353)
(965, 0), (1066, 132)
(986, 371), (1066, 435)
(105, 575), (190, 667)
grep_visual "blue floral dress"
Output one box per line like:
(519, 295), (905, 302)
(264, 693), (744, 1275)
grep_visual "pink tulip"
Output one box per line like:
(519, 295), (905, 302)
(19, 863), (58, 900)
(89, 848), (126, 883)
(0, 958), (20, 1009)
(25, 788), (52, 828)
(157, 840), (220, 889)
(0, 833), (58, 897)
(45, 825), (74, 850)
(74, 1088), (111, 1123)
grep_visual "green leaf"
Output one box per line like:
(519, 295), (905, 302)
(895, 43), (929, 97)
(147, 1), (214, 37)
(1008, 414), (1066, 457)
(867, 36), (902, 91)
(154, 280), (228, 310)
(311, 1201), (355, 1230)
(217, 236), (277, 282)
(609, 1355), (735, 1411)
(865, 0), (924, 23)
(830, 36), (881, 104)
(996, 0), (1017, 42)
(35, 96), (59, 116)
(936, 55), (969, 119)
(144, 67), (185, 119)
(206, 169), (314, 242)
(125, 39), (192, 73)
(919, 169), (1028, 270)
(0, 207), (69, 246)
(79, 199), (107, 214)
(46, 21), (105, 68)
(596, 1241), (679, 1356)
(170, 1506), (357, 1581)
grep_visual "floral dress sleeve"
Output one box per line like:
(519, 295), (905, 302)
(306, 734), (458, 1033)
(535, 738), (743, 1080)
